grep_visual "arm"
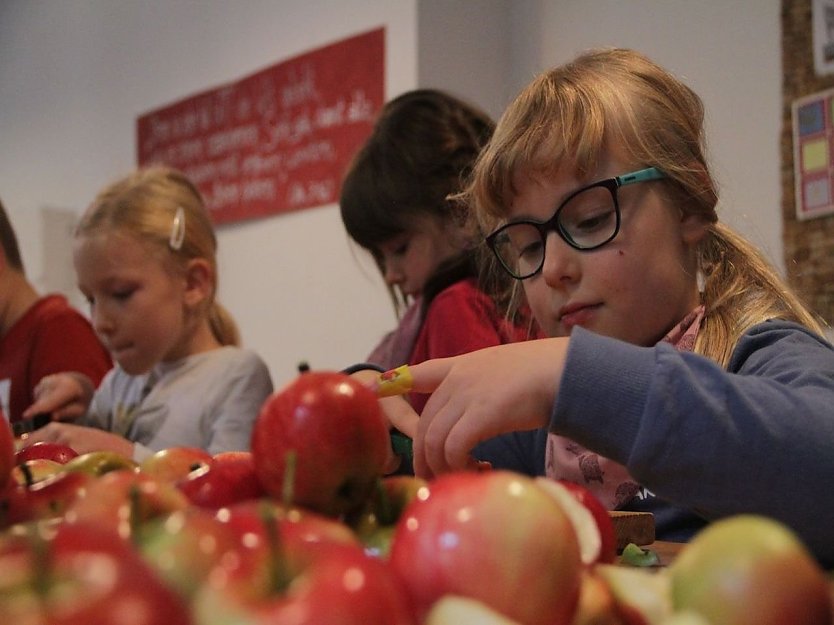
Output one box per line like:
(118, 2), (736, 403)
(556, 322), (834, 565)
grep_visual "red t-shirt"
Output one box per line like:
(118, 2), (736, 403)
(408, 278), (541, 414)
(0, 295), (112, 422)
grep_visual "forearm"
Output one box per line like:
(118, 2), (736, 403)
(555, 325), (834, 564)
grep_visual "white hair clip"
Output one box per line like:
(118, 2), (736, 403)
(169, 206), (186, 251)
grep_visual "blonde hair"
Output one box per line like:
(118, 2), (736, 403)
(77, 165), (240, 346)
(467, 48), (824, 366)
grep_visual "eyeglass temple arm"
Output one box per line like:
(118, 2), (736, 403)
(616, 167), (665, 187)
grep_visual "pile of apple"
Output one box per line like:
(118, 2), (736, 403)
(0, 370), (832, 625)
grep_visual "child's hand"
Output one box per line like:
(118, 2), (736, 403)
(22, 372), (95, 422)
(350, 368), (419, 474)
(406, 338), (570, 479)
(21, 422), (134, 458)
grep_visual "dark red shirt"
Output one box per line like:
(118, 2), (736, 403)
(0, 295), (111, 422)
(408, 278), (541, 414)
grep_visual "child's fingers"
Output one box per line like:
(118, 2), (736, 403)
(374, 358), (455, 397)
(379, 396), (419, 439)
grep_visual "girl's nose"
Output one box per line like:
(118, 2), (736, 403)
(91, 305), (114, 336)
(383, 262), (404, 286)
(540, 232), (580, 287)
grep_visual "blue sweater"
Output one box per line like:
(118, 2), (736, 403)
(474, 320), (834, 566)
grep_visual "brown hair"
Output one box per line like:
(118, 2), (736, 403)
(78, 166), (240, 346)
(340, 89), (497, 316)
(466, 48), (824, 366)
(0, 197), (25, 272)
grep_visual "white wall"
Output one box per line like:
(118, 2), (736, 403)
(0, 0), (783, 390)
(0, 1), (419, 389)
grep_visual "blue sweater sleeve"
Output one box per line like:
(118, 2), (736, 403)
(555, 321), (834, 565)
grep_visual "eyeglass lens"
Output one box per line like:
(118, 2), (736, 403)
(491, 184), (617, 278)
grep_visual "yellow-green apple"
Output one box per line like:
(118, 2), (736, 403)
(63, 469), (189, 539)
(347, 474), (429, 557)
(138, 506), (243, 599)
(572, 569), (630, 625)
(388, 470), (583, 625)
(11, 458), (64, 485)
(535, 477), (618, 565)
(0, 520), (192, 625)
(669, 514), (832, 625)
(15, 440), (79, 465)
(194, 499), (415, 624)
(139, 446), (212, 483)
(424, 595), (523, 625)
(251, 370), (390, 517)
(63, 450), (138, 476)
(595, 563), (672, 625)
(177, 450), (265, 509)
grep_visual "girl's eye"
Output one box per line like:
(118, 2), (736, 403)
(393, 241), (409, 257)
(111, 288), (135, 301)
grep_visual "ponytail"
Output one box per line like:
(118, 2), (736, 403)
(696, 222), (826, 366)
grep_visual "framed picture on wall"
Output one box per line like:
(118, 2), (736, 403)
(792, 87), (834, 220)
(813, 0), (834, 76)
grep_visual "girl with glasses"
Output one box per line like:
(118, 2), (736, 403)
(384, 49), (834, 564)
(20, 166), (273, 460)
(340, 89), (541, 415)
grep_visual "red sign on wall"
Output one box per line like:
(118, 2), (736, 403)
(137, 28), (384, 225)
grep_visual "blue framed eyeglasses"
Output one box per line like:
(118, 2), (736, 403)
(485, 167), (666, 280)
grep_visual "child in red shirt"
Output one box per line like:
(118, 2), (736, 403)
(340, 89), (540, 413)
(0, 198), (111, 424)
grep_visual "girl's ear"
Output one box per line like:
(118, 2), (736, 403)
(680, 212), (710, 245)
(182, 258), (214, 308)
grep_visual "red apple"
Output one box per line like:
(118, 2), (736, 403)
(389, 470), (583, 625)
(212, 498), (362, 579)
(139, 446), (212, 483)
(0, 415), (13, 488)
(0, 469), (95, 527)
(251, 370), (390, 517)
(669, 515), (832, 625)
(15, 440), (79, 465)
(63, 469), (189, 539)
(536, 477), (618, 565)
(194, 522), (415, 625)
(0, 520), (192, 624)
(177, 450), (266, 509)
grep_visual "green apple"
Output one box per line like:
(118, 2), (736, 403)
(348, 474), (428, 557)
(669, 515), (831, 625)
(63, 450), (138, 476)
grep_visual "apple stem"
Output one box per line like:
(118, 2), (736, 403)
(375, 478), (394, 525)
(281, 450), (297, 509)
(259, 501), (291, 594)
(297, 361), (310, 374)
(30, 524), (53, 600)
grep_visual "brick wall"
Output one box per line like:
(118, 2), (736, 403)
(782, 0), (834, 322)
